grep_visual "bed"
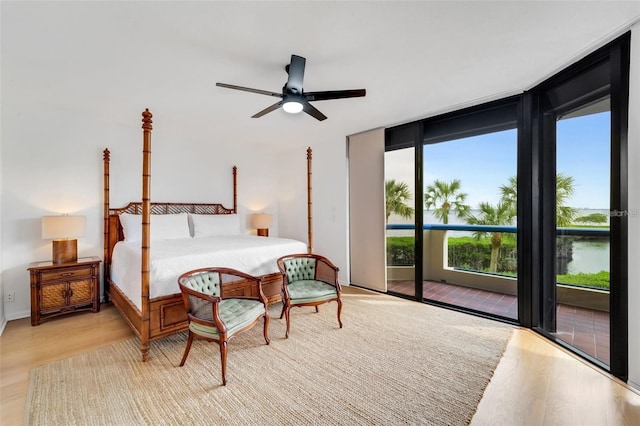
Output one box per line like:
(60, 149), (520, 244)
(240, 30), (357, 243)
(103, 109), (314, 361)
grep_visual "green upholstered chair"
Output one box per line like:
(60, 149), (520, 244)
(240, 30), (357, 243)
(276, 253), (343, 338)
(178, 267), (270, 386)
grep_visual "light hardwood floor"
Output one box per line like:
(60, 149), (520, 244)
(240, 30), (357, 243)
(2, 303), (640, 425)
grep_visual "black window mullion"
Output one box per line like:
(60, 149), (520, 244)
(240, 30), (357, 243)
(517, 93), (535, 328)
(608, 33), (630, 381)
(414, 126), (424, 301)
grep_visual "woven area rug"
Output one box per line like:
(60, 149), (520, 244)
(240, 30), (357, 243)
(26, 289), (513, 425)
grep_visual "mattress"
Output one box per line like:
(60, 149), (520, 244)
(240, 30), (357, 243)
(110, 235), (308, 310)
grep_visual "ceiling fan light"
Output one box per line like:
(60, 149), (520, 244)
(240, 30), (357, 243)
(283, 100), (303, 114)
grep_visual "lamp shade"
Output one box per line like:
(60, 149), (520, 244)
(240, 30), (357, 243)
(251, 213), (273, 229)
(42, 215), (86, 239)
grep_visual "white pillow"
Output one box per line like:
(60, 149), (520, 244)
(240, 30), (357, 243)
(119, 213), (191, 242)
(190, 213), (241, 238)
(119, 213), (142, 242)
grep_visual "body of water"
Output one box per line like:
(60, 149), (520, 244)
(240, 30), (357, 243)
(567, 240), (609, 274)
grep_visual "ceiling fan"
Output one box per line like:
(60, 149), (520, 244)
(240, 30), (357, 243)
(216, 54), (366, 121)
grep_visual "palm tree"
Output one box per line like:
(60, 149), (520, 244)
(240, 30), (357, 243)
(466, 201), (514, 273)
(385, 180), (414, 224)
(499, 173), (578, 226)
(556, 173), (578, 227)
(424, 179), (470, 224)
(499, 176), (518, 218)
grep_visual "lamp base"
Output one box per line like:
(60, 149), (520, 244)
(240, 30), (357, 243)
(257, 228), (269, 237)
(52, 239), (78, 264)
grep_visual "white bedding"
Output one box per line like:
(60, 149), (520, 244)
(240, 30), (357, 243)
(110, 235), (308, 310)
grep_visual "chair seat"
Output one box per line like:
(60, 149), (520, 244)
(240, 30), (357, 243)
(190, 298), (266, 339)
(288, 280), (338, 304)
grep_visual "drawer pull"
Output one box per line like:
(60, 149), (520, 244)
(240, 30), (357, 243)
(61, 272), (74, 277)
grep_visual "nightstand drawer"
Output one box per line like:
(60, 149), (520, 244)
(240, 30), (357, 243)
(40, 266), (93, 282)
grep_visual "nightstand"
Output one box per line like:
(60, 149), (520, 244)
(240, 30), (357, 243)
(28, 256), (101, 326)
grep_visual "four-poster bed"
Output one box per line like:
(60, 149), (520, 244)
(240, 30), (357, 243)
(103, 109), (314, 361)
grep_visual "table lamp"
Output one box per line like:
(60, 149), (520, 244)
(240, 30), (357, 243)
(42, 215), (86, 264)
(251, 213), (273, 237)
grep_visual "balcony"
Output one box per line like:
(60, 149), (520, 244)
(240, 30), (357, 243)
(386, 223), (610, 365)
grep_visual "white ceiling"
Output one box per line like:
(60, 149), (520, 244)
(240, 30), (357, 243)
(2, 1), (639, 151)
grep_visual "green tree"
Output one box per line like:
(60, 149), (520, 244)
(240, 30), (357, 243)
(499, 173), (578, 226)
(575, 213), (608, 225)
(385, 180), (414, 224)
(556, 173), (578, 226)
(499, 176), (518, 218)
(466, 201), (515, 273)
(424, 179), (470, 224)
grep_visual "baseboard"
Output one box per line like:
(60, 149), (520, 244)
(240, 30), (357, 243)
(4, 310), (31, 322)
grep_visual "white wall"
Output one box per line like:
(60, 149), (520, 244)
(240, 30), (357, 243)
(277, 140), (350, 283)
(0, 104), (4, 333)
(627, 23), (640, 391)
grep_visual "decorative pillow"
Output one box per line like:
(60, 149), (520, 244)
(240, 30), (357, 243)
(189, 213), (241, 238)
(119, 212), (191, 242)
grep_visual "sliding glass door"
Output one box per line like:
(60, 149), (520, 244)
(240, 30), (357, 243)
(384, 146), (416, 298)
(553, 101), (612, 366)
(385, 100), (519, 321)
(535, 34), (630, 377)
(421, 128), (518, 320)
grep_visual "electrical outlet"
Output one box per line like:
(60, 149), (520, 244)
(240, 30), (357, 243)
(5, 291), (15, 303)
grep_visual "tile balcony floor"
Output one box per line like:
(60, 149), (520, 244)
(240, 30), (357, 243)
(387, 279), (610, 366)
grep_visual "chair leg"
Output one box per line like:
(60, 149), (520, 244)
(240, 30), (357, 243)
(179, 331), (194, 366)
(284, 306), (291, 339)
(337, 298), (343, 329)
(219, 341), (228, 386)
(263, 313), (271, 345)
(279, 303), (285, 319)
(315, 306), (319, 313)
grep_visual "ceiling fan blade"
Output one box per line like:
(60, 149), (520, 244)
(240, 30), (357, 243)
(216, 82), (282, 98)
(252, 100), (284, 118)
(285, 55), (306, 95)
(304, 89), (366, 101)
(302, 101), (327, 121)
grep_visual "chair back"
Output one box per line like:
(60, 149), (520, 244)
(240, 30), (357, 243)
(282, 257), (317, 282)
(178, 271), (223, 319)
(181, 271), (221, 296)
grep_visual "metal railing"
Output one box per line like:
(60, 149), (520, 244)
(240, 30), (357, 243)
(386, 223), (610, 290)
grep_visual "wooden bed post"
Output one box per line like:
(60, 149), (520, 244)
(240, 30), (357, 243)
(307, 147), (313, 254)
(233, 166), (237, 213)
(141, 109), (153, 361)
(103, 149), (110, 298)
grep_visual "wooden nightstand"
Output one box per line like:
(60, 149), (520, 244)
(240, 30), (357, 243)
(28, 256), (101, 326)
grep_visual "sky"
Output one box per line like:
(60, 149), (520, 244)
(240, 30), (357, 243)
(385, 111), (610, 211)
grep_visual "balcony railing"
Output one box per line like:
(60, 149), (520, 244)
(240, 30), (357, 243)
(386, 223), (610, 311)
(387, 223), (610, 236)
